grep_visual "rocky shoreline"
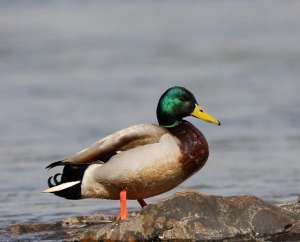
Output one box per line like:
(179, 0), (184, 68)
(3, 192), (300, 241)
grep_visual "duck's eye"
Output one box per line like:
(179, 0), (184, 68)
(200, 109), (204, 112)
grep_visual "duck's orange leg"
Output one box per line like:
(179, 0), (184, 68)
(137, 199), (147, 208)
(119, 190), (128, 220)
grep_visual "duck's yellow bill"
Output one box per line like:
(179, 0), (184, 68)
(191, 104), (221, 126)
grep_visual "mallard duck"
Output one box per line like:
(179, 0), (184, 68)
(43, 86), (220, 220)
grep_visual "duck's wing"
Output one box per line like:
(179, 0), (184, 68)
(46, 124), (167, 169)
(81, 132), (183, 199)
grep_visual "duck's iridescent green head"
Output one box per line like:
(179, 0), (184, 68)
(156, 86), (221, 128)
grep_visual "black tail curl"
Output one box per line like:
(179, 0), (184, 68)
(47, 163), (89, 200)
(46, 160), (65, 169)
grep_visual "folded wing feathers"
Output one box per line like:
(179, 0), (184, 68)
(61, 124), (167, 165)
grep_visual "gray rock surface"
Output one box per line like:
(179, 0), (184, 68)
(4, 192), (300, 241)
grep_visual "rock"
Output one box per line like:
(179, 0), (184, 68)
(5, 213), (116, 241)
(79, 192), (300, 241)
(4, 192), (300, 241)
(279, 201), (300, 216)
(62, 213), (115, 228)
(9, 222), (60, 235)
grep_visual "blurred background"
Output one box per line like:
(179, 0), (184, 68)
(0, 0), (300, 228)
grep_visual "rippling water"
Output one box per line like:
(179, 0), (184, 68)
(0, 1), (300, 230)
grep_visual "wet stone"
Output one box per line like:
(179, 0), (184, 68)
(4, 192), (300, 241)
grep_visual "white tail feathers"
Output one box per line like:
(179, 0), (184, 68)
(42, 181), (81, 193)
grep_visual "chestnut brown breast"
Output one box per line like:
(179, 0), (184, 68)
(169, 121), (209, 176)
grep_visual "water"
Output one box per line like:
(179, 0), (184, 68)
(0, 1), (300, 230)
